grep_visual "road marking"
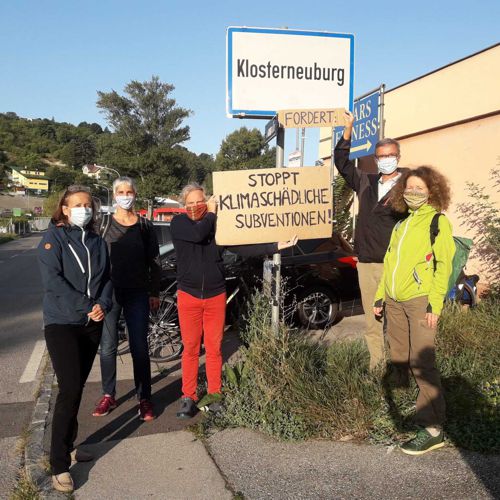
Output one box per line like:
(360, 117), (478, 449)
(10, 254), (19, 259)
(19, 340), (46, 384)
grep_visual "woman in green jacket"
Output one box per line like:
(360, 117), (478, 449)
(373, 166), (455, 456)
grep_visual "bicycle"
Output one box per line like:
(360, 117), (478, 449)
(97, 289), (182, 363)
(148, 291), (183, 362)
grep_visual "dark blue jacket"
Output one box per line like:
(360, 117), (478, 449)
(38, 222), (113, 326)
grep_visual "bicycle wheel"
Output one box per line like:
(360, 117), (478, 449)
(148, 294), (183, 362)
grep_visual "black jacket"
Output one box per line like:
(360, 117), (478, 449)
(38, 222), (113, 326)
(171, 213), (278, 299)
(334, 137), (406, 263)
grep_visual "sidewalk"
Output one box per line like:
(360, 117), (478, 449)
(31, 315), (499, 499)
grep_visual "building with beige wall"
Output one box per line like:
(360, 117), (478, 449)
(10, 166), (50, 193)
(319, 43), (499, 279)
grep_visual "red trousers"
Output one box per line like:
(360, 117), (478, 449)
(177, 290), (226, 400)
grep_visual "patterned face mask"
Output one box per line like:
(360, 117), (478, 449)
(403, 190), (429, 210)
(186, 203), (208, 221)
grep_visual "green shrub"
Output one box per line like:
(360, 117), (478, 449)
(215, 292), (500, 452)
(0, 233), (16, 244)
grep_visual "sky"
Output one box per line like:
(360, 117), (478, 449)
(1, 0), (498, 166)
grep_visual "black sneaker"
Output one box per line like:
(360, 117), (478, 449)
(400, 428), (445, 455)
(176, 397), (197, 419)
(197, 393), (223, 414)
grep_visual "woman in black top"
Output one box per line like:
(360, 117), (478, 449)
(92, 177), (160, 422)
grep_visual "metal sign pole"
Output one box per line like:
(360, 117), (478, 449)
(379, 83), (386, 139)
(330, 126), (336, 233)
(271, 125), (285, 333)
(352, 159), (358, 236)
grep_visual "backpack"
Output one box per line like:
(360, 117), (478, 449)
(430, 213), (477, 304)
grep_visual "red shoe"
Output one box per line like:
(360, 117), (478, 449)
(92, 395), (117, 417)
(138, 399), (155, 422)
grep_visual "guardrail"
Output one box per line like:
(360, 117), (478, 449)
(0, 217), (51, 235)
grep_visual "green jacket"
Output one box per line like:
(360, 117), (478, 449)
(374, 204), (455, 315)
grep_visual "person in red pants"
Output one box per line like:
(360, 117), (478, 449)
(171, 183), (297, 418)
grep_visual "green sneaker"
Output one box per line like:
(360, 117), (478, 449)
(197, 393), (223, 413)
(400, 428), (445, 455)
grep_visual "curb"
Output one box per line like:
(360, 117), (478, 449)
(23, 349), (62, 498)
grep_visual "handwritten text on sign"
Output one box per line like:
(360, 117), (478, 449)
(278, 108), (346, 128)
(213, 167), (333, 245)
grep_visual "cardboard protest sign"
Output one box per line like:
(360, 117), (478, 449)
(278, 108), (346, 128)
(213, 167), (333, 245)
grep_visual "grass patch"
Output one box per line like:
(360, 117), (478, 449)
(0, 233), (17, 244)
(10, 469), (40, 500)
(214, 292), (499, 452)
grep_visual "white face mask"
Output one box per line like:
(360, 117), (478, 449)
(376, 156), (398, 175)
(115, 195), (135, 210)
(69, 207), (93, 228)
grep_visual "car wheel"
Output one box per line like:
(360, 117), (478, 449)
(296, 287), (339, 330)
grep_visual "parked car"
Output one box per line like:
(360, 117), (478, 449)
(152, 221), (361, 330)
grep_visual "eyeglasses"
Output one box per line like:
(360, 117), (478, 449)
(374, 154), (399, 160)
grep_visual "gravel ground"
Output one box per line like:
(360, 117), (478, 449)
(208, 428), (500, 500)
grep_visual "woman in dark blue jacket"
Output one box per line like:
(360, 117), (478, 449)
(38, 185), (112, 493)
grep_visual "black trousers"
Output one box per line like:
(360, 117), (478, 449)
(45, 321), (102, 474)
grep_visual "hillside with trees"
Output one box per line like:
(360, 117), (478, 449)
(0, 76), (275, 202)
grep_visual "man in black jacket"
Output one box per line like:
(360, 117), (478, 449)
(334, 111), (406, 370)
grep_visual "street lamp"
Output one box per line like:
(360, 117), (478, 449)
(99, 165), (121, 178)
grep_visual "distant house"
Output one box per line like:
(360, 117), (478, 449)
(10, 166), (49, 193)
(82, 164), (103, 179)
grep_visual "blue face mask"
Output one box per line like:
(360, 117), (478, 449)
(376, 156), (398, 175)
(70, 207), (93, 228)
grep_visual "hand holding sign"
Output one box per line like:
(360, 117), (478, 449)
(343, 109), (354, 127)
(343, 110), (355, 140)
(207, 195), (218, 214)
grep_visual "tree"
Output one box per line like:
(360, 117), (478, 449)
(78, 122), (104, 135)
(457, 168), (500, 289)
(95, 76), (193, 199)
(58, 136), (97, 168)
(214, 127), (275, 172)
(43, 189), (63, 216)
(46, 165), (80, 191)
(96, 76), (191, 150)
(18, 152), (43, 169)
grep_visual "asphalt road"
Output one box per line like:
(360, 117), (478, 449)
(0, 234), (45, 497)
